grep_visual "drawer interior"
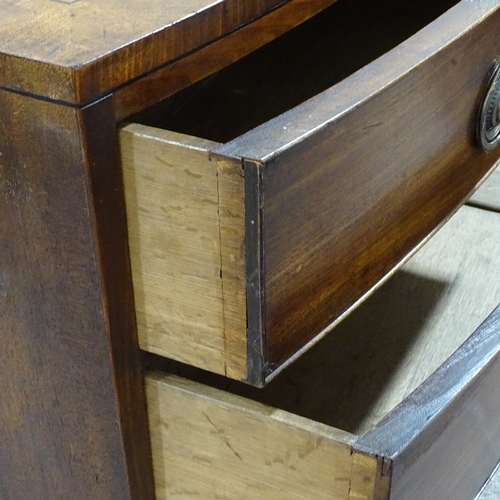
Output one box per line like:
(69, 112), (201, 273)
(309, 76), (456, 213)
(131, 0), (459, 143)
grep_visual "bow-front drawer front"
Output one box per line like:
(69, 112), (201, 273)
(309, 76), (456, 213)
(120, 0), (500, 385)
(145, 204), (500, 500)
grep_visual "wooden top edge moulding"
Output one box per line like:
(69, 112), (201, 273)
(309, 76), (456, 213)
(0, 0), (338, 105)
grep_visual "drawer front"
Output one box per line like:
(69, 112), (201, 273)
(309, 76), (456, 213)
(359, 306), (500, 500)
(215, 1), (500, 380)
(145, 203), (500, 500)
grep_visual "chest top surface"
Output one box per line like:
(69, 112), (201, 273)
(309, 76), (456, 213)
(0, 0), (283, 104)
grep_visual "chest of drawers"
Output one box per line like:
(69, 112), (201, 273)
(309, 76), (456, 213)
(1, 1), (500, 499)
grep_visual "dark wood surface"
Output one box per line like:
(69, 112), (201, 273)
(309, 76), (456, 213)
(212, 0), (500, 376)
(0, 90), (154, 499)
(358, 304), (500, 500)
(0, 0), (285, 104)
(114, 0), (336, 121)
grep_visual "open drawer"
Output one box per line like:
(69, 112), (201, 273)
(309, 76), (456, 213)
(144, 204), (500, 500)
(120, 0), (500, 385)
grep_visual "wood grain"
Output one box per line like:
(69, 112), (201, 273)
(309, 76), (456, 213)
(80, 97), (155, 500)
(120, 124), (226, 375)
(120, 124), (247, 379)
(0, 0), (287, 103)
(214, 0), (500, 376)
(0, 90), (154, 499)
(468, 164), (500, 212)
(215, 156), (248, 380)
(114, 0), (337, 120)
(348, 452), (380, 500)
(145, 371), (360, 500)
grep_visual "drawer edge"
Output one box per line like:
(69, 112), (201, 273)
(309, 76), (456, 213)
(214, 2), (500, 162)
(357, 304), (500, 500)
(145, 371), (361, 500)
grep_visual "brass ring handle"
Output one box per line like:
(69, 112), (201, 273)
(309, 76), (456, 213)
(478, 63), (500, 152)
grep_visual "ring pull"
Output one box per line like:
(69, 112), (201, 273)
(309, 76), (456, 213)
(478, 63), (500, 152)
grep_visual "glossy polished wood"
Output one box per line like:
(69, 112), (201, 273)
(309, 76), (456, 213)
(0, 90), (154, 499)
(214, 0), (500, 377)
(114, 0), (336, 120)
(0, 0), (285, 103)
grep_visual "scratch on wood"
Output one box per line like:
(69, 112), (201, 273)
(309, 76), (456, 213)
(202, 412), (244, 462)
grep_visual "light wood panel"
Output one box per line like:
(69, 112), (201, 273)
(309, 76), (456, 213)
(120, 123), (247, 379)
(348, 452), (381, 500)
(120, 124), (225, 375)
(145, 372), (363, 500)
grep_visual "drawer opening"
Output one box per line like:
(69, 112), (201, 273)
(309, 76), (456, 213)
(145, 205), (500, 500)
(152, 267), (453, 435)
(130, 0), (459, 144)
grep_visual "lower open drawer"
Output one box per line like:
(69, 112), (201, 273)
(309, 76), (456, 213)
(144, 204), (500, 500)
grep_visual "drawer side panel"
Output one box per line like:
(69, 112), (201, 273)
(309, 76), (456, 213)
(146, 372), (359, 500)
(121, 124), (246, 378)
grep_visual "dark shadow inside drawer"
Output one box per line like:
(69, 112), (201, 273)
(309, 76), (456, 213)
(156, 268), (449, 435)
(131, 0), (459, 143)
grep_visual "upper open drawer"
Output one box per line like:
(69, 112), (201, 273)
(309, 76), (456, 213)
(120, 0), (500, 386)
(145, 203), (500, 500)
